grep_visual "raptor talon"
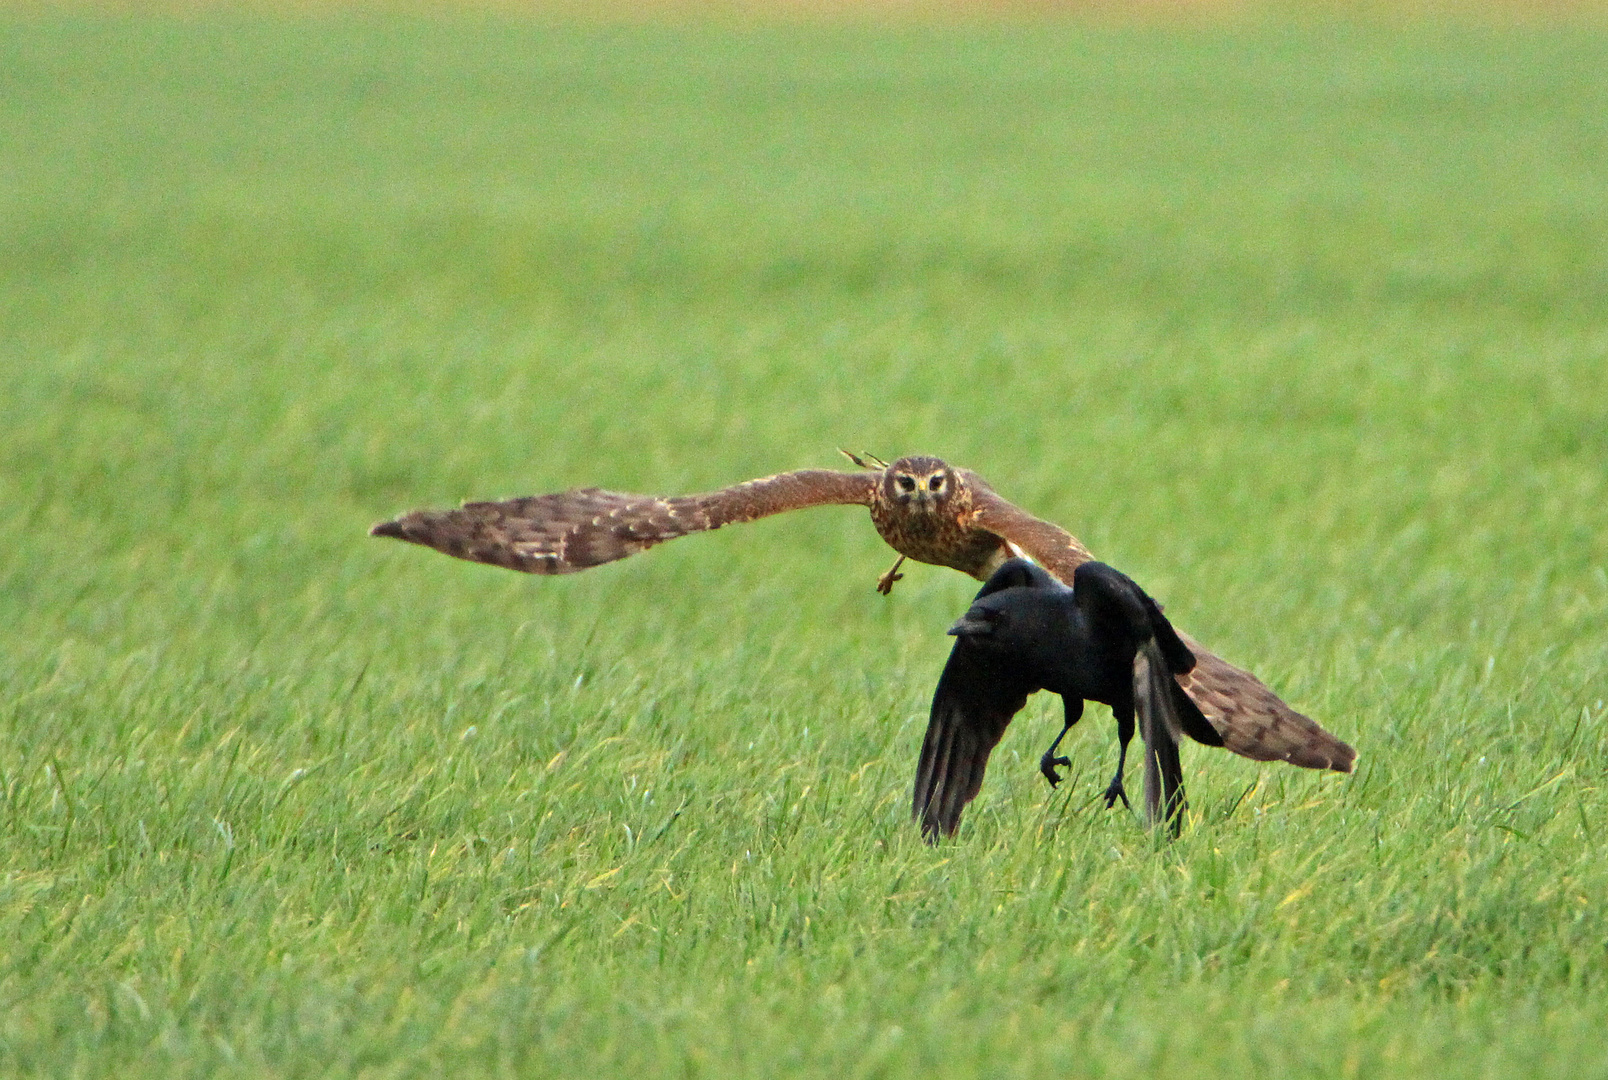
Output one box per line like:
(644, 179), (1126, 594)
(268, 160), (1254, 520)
(876, 555), (907, 596)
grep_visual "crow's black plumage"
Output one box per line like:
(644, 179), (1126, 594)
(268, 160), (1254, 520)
(913, 558), (1224, 840)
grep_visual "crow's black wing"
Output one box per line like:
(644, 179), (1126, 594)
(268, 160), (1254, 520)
(1135, 585), (1225, 750)
(912, 639), (1037, 841)
(1066, 561), (1217, 836)
(1073, 562), (1223, 749)
(1135, 586), (1197, 677)
(1134, 640), (1188, 833)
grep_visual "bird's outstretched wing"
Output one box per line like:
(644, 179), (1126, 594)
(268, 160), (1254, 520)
(962, 473), (1095, 582)
(1173, 635), (1355, 770)
(370, 469), (878, 575)
(912, 640), (1035, 841)
(967, 488), (1355, 774)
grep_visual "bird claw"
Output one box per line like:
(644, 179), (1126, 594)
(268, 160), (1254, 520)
(1103, 779), (1131, 810)
(1040, 754), (1071, 787)
(876, 555), (907, 596)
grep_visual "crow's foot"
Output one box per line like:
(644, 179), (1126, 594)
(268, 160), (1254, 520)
(1040, 752), (1072, 788)
(1102, 777), (1131, 810)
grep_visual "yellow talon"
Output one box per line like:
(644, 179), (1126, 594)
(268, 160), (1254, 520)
(876, 555), (907, 595)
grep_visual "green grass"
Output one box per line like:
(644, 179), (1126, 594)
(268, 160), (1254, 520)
(3, 11), (1608, 1077)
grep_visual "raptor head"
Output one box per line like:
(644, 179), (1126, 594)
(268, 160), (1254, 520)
(881, 455), (960, 516)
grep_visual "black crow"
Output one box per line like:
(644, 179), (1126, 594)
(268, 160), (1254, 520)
(913, 558), (1224, 839)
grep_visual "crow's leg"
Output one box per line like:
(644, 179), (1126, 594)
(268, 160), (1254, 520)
(876, 555), (907, 596)
(1040, 698), (1083, 787)
(1104, 706), (1135, 810)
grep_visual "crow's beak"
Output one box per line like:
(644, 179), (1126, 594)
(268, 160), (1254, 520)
(948, 611), (994, 637)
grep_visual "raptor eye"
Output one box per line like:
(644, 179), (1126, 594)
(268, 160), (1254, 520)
(896, 475), (916, 493)
(928, 475), (944, 491)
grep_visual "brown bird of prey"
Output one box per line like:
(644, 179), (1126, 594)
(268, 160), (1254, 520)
(371, 453), (1356, 776)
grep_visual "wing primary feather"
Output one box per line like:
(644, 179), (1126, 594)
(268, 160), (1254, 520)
(1175, 632), (1357, 771)
(912, 642), (1031, 841)
(1175, 680), (1225, 747)
(1138, 589), (1197, 675)
(912, 725), (940, 825)
(946, 732), (983, 832)
(933, 728), (968, 836)
(1135, 640), (1187, 835)
(918, 718), (959, 835)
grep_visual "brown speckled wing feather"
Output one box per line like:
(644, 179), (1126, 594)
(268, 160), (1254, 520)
(961, 472), (1355, 774)
(370, 469), (878, 575)
(961, 474), (1096, 582)
(1174, 631), (1356, 771)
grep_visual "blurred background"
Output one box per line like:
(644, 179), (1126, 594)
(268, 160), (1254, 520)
(2, 2), (1606, 1074)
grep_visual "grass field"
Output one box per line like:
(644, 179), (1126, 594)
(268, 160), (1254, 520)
(3, 10), (1608, 1077)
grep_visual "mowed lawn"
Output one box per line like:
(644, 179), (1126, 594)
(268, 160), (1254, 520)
(2, 11), (1607, 1077)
